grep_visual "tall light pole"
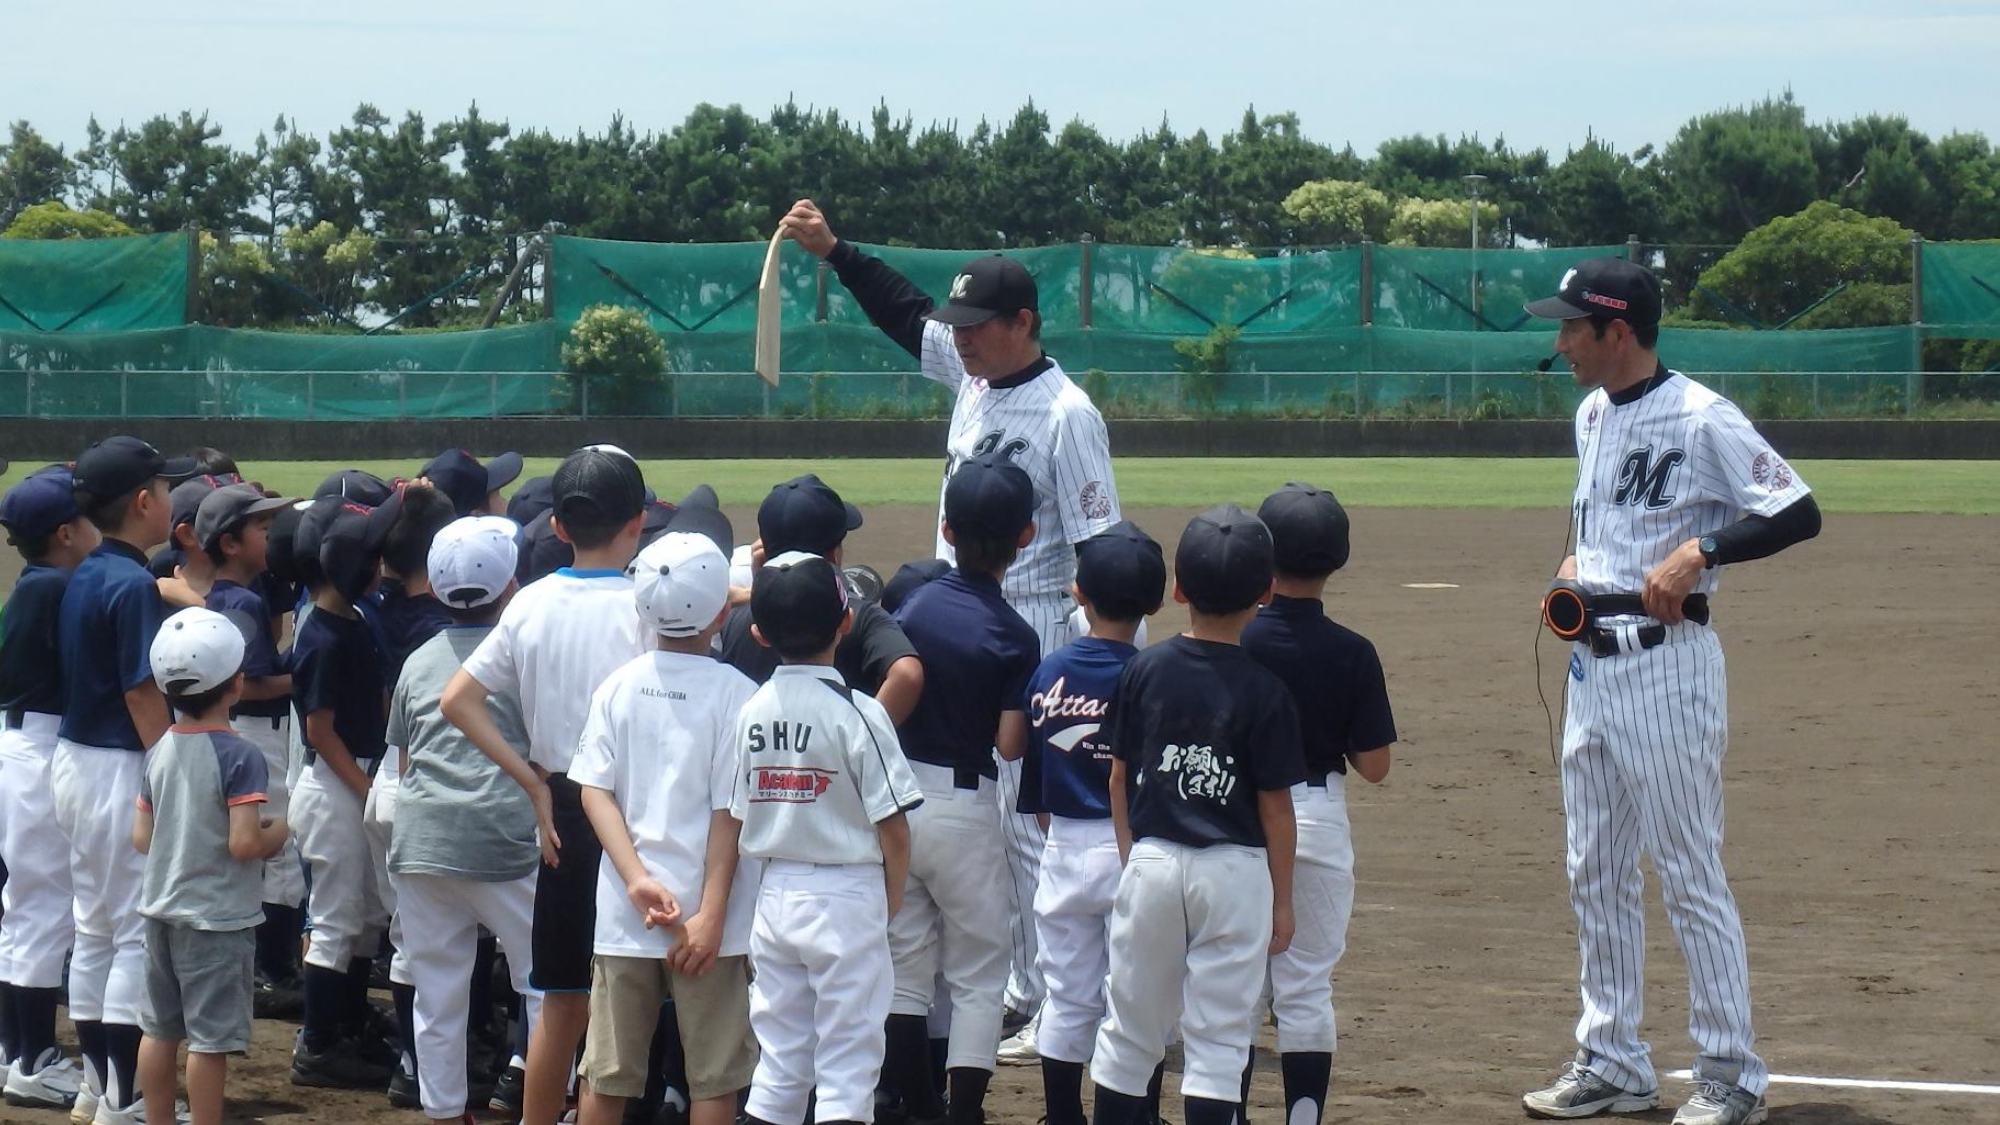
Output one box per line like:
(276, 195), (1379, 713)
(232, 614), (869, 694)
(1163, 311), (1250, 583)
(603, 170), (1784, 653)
(1464, 174), (1487, 331)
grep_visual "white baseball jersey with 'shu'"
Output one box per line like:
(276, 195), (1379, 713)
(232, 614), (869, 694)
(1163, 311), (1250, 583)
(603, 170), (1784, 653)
(1571, 370), (1811, 595)
(920, 321), (1121, 602)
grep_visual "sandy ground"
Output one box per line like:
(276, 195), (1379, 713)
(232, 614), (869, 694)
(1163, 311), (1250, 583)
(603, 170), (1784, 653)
(3, 505), (1996, 1125)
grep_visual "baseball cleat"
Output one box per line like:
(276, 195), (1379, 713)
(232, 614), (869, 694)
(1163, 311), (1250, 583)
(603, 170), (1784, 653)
(1522, 1055), (1660, 1119)
(5, 1049), (83, 1107)
(1672, 1081), (1767, 1125)
(996, 1008), (1041, 1066)
(70, 1083), (100, 1125)
(290, 1036), (393, 1089)
(489, 1064), (525, 1115)
(90, 1095), (190, 1124)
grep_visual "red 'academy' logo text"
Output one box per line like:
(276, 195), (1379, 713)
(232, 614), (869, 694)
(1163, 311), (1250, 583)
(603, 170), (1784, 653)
(750, 767), (837, 803)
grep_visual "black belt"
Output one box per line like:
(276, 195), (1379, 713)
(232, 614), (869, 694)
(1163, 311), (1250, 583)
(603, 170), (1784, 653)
(4, 707), (21, 730)
(1304, 770), (1333, 789)
(1588, 593), (1709, 625)
(953, 764), (982, 791)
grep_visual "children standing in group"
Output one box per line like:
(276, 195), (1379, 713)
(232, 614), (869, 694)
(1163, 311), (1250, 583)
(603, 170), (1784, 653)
(134, 607), (290, 1125)
(1089, 504), (1306, 1125)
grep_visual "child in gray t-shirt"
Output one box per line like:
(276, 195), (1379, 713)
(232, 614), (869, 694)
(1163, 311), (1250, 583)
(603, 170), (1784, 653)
(133, 607), (291, 1125)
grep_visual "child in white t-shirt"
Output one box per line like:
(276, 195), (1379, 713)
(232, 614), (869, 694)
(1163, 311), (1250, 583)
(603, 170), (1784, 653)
(572, 533), (760, 1125)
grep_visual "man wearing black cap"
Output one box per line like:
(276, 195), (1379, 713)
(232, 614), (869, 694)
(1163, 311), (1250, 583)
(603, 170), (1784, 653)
(718, 475), (923, 722)
(785, 199), (1123, 1039)
(0, 467), (98, 1109)
(51, 435), (197, 1121)
(1519, 259), (1820, 1125)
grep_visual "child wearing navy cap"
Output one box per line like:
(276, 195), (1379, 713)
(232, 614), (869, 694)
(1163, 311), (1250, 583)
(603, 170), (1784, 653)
(1088, 504), (1306, 1125)
(0, 467), (99, 1110)
(1240, 484), (1396, 1125)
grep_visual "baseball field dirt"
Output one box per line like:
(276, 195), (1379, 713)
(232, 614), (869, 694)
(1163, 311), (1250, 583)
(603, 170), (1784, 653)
(3, 505), (1993, 1125)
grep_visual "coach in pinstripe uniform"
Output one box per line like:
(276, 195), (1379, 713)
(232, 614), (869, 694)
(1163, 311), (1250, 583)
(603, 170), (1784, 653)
(783, 199), (1122, 1062)
(1521, 259), (1821, 1125)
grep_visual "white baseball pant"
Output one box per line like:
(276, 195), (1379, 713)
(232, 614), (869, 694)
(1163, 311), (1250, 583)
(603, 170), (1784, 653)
(293, 759), (389, 971)
(231, 716), (306, 907)
(1091, 840), (1272, 1102)
(390, 869), (541, 1120)
(50, 740), (149, 1025)
(362, 755), (410, 986)
(747, 860), (893, 1125)
(1262, 776), (1355, 1053)
(1030, 816), (1120, 1064)
(890, 763), (1012, 1072)
(0, 716), (73, 988)
(995, 591), (1074, 1013)
(1562, 624), (1766, 1096)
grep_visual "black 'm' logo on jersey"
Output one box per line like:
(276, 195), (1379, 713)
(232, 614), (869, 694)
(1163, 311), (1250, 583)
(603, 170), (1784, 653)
(1613, 446), (1686, 509)
(971, 430), (1030, 462)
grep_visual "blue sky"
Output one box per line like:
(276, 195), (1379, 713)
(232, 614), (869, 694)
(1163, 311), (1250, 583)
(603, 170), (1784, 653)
(8, 1), (1996, 158)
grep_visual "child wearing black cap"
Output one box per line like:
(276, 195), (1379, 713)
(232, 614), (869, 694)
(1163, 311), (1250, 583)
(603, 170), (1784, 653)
(288, 491), (404, 1090)
(1239, 484), (1396, 1125)
(1087, 504), (1306, 1125)
(54, 435), (199, 1122)
(0, 467), (99, 1109)
(885, 452), (1043, 1125)
(718, 474), (923, 723)
(1018, 521), (1166, 1125)
(442, 444), (653, 1125)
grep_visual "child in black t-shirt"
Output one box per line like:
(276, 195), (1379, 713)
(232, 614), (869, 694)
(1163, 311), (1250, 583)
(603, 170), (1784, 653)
(1089, 504), (1305, 1125)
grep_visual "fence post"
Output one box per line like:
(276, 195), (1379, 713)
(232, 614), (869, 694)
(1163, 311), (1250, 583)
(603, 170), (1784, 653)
(815, 262), (829, 323)
(23, 370), (33, 418)
(490, 372), (499, 420)
(580, 374), (590, 421)
(1359, 240), (1374, 327)
(399, 372), (408, 418)
(1626, 234), (1640, 263)
(1909, 235), (1925, 411)
(305, 372), (315, 421)
(185, 222), (201, 325)
(1078, 234), (1094, 329)
(120, 371), (129, 417)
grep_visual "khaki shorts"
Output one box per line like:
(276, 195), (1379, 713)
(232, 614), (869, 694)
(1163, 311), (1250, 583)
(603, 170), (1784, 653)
(581, 953), (757, 1100)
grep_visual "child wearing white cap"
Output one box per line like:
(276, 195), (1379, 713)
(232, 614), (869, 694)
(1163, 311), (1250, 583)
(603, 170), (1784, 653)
(133, 607), (292, 1125)
(384, 516), (546, 1125)
(570, 532), (762, 1125)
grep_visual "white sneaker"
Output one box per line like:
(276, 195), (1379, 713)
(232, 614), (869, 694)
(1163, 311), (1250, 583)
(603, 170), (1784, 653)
(5, 1049), (83, 1107)
(997, 1008), (1041, 1066)
(1672, 1080), (1768, 1125)
(71, 1083), (100, 1125)
(92, 1094), (191, 1125)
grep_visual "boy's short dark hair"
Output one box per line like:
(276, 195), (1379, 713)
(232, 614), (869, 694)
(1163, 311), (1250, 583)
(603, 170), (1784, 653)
(383, 487), (457, 578)
(166, 678), (237, 719)
(81, 484), (146, 533)
(8, 529), (54, 563)
(444, 601), (506, 627)
(202, 539), (229, 569)
(187, 447), (239, 477)
(953, 534), (1021, 577)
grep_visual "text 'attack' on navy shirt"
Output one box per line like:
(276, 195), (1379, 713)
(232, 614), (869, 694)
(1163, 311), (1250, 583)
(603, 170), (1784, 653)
(290, 608), (389, 764)
(60, 540), (169, 750)
(1109, 636), (1305, 849)
(1018, 637), (1135, 819)
(1241, 595), (1398, 778)
(0, 564), (73, 716)
(206, 579), (289, 721)
(893, 568), (1040, 778)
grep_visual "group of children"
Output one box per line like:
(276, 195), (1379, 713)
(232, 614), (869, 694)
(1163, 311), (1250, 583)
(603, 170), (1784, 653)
(0, 438), (1397, 1125)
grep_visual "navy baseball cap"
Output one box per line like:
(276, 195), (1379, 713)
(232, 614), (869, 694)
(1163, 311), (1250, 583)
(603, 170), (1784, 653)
(2, 467), (82, 540)
(1258, 483), (1351, 575)
(516, 510), (571, 584)
(506, 476), (554, 527)
(318, 489), (405, 598)
(944, 453), (1034, 541)
(1076, 521), (1167, 618)
(1175, 503), (1275, 612)
(314, 468), (395, 508)
(759, 474), (863, 556)
(168, 474), (243, 534)
(73, 436), (198, 500)
(656, 484), (735, 556)
(752, 550), (850, 653)
(1526, 257), (1663, 326)
(264, 499), (318, 584)
(419, 448), (525, 517)
(196, 484), (295, 553)
(552, 445), (646, 526)
(926, 256), (1039, 328)
(882, 558), (951, 613)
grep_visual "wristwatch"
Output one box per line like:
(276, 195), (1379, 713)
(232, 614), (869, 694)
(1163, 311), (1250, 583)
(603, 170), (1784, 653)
(1697, 535), (1721, 569)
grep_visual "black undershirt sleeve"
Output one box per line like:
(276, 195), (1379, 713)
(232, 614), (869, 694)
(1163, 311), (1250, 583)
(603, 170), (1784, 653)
(1710, 493), (1822, 566)
(825, 240), (935, 360)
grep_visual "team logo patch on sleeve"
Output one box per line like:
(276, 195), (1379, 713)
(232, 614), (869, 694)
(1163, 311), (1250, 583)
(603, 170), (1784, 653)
(1079, 481), (1112, 520)
(1751, 451), (1793, 490)
(750, 767), (837, 803)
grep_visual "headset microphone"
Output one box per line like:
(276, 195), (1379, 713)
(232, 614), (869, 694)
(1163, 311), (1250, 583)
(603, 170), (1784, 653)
(1537, 353), (1562, 373)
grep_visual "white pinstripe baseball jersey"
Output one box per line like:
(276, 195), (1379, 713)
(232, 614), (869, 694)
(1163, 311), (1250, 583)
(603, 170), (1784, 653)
(1571, 369), (1812, 596)
(920, 321), (1121, 603)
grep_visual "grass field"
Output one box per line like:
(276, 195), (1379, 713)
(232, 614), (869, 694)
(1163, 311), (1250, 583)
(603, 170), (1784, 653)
(5, 457), (1991, 515)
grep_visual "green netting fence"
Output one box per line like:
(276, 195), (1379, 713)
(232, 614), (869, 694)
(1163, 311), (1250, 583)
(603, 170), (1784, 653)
(0, 232), (1980, 419)
(0, 231), (190, 332)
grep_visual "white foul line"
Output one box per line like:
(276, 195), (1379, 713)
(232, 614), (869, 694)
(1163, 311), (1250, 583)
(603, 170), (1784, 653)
(1668, 1069), (2000, 1096)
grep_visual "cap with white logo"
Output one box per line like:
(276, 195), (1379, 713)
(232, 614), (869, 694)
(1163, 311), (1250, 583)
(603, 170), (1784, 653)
(631, 531), (731, 637)
(428, 516), (520, 609)
(151, 607), (248, 696)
